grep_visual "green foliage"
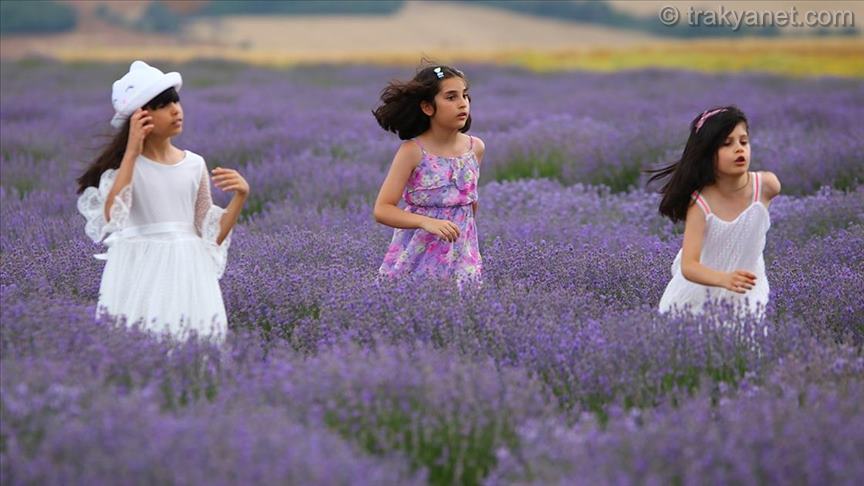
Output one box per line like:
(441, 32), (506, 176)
(0, 0), (77, 35)
(492, 151), (565, 183)
(196, 0), (404, 17)
(136, 1), (182, 33)
(324, 398), (516, 485)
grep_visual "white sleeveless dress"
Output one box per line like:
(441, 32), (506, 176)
(659, 172), (771, 318)
(77, 150), (231, 341)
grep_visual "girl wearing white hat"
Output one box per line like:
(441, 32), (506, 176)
(76, 61), (249, 342)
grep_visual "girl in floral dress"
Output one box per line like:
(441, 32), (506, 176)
(372, 64), (484, 284)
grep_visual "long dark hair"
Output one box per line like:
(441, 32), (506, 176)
(645, 105), (749, 222)
(372, 63), (472, 140)
(76, 87), (180, 194)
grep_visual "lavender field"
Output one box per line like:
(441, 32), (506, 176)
(1, 60), (863, 485)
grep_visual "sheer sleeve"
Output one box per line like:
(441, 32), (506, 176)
(76, 168), (132, 244)
(194, 163), (231, 279)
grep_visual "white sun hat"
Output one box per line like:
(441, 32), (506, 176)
(110, 60), (182, 128)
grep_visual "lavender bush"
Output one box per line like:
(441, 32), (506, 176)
(1, 60), (862, 485)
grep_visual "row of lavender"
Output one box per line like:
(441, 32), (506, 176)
(2, 61), (863, 484)
(2, 61), (862, 202)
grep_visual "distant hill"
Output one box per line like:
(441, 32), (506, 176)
(168, 0), (859, 38)
(461, 0), (859, 38)
(1, 0), (860, 75)
(3, 1), (857, 39)
(189, 0), (403, 16)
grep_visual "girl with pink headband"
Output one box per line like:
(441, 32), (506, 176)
(647, 106), (782, 318)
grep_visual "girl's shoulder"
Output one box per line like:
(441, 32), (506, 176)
(758, 170), (781, 200)
(397, 139), (424, 158)
(176, 149), (208, 174)
(394, 139), (425, 169)
(182, 149), (205, 165)
(469, 134), (485, 160)
(695, 182), (717, 199)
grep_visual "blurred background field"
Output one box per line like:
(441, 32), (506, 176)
(2, 2), (863, 485)
(1, 0), (863, 76)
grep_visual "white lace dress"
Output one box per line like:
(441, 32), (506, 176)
(77, 150), (231, 341)
(659, 172), (771, 318)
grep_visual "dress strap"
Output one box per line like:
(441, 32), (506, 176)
(691, 191), (712, 216)
(468, 135), (474, 150)
(412, 138), (427, 154)
(753, 171), (761, 203)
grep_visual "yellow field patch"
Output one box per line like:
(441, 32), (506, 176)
(48, 38), (864, 78)
(508, 39), (864, 77)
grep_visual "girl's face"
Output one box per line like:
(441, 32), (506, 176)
(146, 101), (184, 138)
(714, 121), (750, 177)
(422, 76), (470, 129)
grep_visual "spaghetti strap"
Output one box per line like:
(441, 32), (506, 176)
(468, 135), (474, 150)
(753, 171), (761, 203)
(413, 138), (426, 154)
(691, 191), (712, 216)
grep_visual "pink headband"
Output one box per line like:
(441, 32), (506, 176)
(695, 108), (727, 133)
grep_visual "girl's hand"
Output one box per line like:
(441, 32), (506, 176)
(212, 167), (250, 197)
(421, 218), (460, 242)
(126, 109), (153, 157)
(721, 270), (757, 294)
